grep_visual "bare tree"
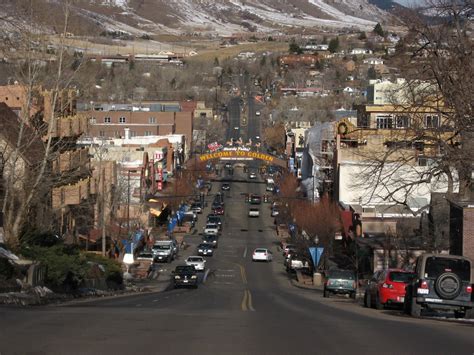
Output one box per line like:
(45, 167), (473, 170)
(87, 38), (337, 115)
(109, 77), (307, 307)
(353, 1), (473, 213)
(0, 0), (86, 248)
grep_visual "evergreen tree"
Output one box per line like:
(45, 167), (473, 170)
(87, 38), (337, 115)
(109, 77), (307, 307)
(328, 37), (339, 53)
(373, 23), (384, 37)
(289, 41), (302, 54)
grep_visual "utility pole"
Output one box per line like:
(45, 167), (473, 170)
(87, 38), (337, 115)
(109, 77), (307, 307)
(101, 166), (106, 256)
(127, 169), (131, 236)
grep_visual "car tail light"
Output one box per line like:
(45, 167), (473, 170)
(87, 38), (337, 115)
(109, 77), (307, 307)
(420, 280), (429, 289)
(382, 283), (393, 289)
(467, 285), (472, 294)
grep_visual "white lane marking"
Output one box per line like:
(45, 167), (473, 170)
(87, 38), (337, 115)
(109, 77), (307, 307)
(203, 268), (210, 283)
(153, 299), (159, 302)
(215, 274), (235, 278)
(243, 247), (248, 258)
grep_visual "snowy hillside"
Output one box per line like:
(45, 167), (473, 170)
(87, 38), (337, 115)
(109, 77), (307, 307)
(2, 0), (395, 37)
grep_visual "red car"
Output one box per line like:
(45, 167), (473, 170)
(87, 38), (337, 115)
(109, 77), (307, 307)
(364, 269), (416, 309)
(213, 206), (224, 215)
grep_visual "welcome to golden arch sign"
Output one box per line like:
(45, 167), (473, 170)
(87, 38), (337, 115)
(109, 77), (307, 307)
(198, 150), (287, 167)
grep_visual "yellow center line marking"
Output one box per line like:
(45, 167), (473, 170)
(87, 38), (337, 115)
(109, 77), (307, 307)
(241, 290), (248, 311)
(247, 290), (255, 311)
(241, 290), (256, 312)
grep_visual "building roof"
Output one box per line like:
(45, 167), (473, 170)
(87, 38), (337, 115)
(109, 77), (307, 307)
(0, 103), (44, 165)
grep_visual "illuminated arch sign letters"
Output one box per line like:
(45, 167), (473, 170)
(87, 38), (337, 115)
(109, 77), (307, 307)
(198, 150), (287, 167)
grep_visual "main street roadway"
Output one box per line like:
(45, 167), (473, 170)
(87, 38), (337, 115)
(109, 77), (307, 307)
(0, 168), (473, 354)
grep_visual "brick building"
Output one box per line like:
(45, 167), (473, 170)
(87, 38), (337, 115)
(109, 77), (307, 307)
(0, 84), (94, 243)
(82, 104), (193, 156)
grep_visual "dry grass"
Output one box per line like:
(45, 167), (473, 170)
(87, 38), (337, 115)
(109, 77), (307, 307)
(188, 42), (289, 63)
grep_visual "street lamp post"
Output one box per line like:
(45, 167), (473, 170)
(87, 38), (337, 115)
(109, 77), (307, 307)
(127, 169), (138, 236)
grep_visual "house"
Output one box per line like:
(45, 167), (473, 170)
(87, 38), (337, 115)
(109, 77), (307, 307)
(279, 54), (319, 68)
(363, 57), (384, 65)
(350, 48), (373, 55)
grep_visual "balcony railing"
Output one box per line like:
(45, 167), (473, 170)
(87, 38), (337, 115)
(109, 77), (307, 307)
(53, 147), (90, 174)
(51, 115), (88, 138)
(52, 177), (91, 208)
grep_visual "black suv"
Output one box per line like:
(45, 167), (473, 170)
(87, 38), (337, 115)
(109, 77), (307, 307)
(173, 265), (198, 289)
(404, 254), (473, 318)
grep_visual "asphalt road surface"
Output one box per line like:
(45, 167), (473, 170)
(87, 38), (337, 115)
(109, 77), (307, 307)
(1, 168), (473, 354)
(227, 97), (241, 142)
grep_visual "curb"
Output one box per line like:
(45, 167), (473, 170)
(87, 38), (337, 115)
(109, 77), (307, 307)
(290, 279), (323, 292)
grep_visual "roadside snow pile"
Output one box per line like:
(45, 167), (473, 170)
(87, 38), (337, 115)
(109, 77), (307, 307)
(430, 316), (474, 324)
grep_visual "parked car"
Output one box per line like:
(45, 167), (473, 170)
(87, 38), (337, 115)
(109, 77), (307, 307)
(204, 223), (219, 235)
(197, 243), (214, 257)
(185, 256), (206, 271)
(152, 241), (177, 263)
(324, 269), (357, 299)
(212, 205), (225, 215)
(249, 172), (257, 179)
(248, 207), (260, 218)
(271, 208), (279, 217)
(266, 184), (274, 192)
(252, 248), (273, 262)
(136, 251), (154, 263)
(285, 253), (308, 272)
(364, 269), (416, 309)
(404, 253), (473, 318)
(202, 234), (218, 248)
(190, 203), (203, 214)
(173, 265), (198, 288)
(283, 244), (296, 256)
(221, 183), (231, 191)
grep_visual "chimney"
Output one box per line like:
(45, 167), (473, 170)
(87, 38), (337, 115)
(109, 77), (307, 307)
(124, 127), (130, 140)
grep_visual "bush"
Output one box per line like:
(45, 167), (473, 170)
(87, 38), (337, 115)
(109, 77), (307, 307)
(20, 245), (123, 292)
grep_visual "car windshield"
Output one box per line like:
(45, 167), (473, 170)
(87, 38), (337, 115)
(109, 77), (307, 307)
(389, 272), (416, 283)
(255, 249), (267, 253)
(138, 253), (153, 258)
(198, 244), (210, 248)
(153, 245), (170, 250)
(175, 266), (195, 273)
(188, 257), (203, 262)
(425, 257), (471, 281)
(328, 270), (355, 280)
(206, 224), (217, 228)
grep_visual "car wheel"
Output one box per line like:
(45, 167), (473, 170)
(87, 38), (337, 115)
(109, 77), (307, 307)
(363, 291), (369, 307)
(366, 291), (372, 308)
(410, 297), (422, 318)
(465, 308), (474, 319)
(454, 310), (466, 319)
(323, 288), (330, 298)
(375, 293), (383, 310)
